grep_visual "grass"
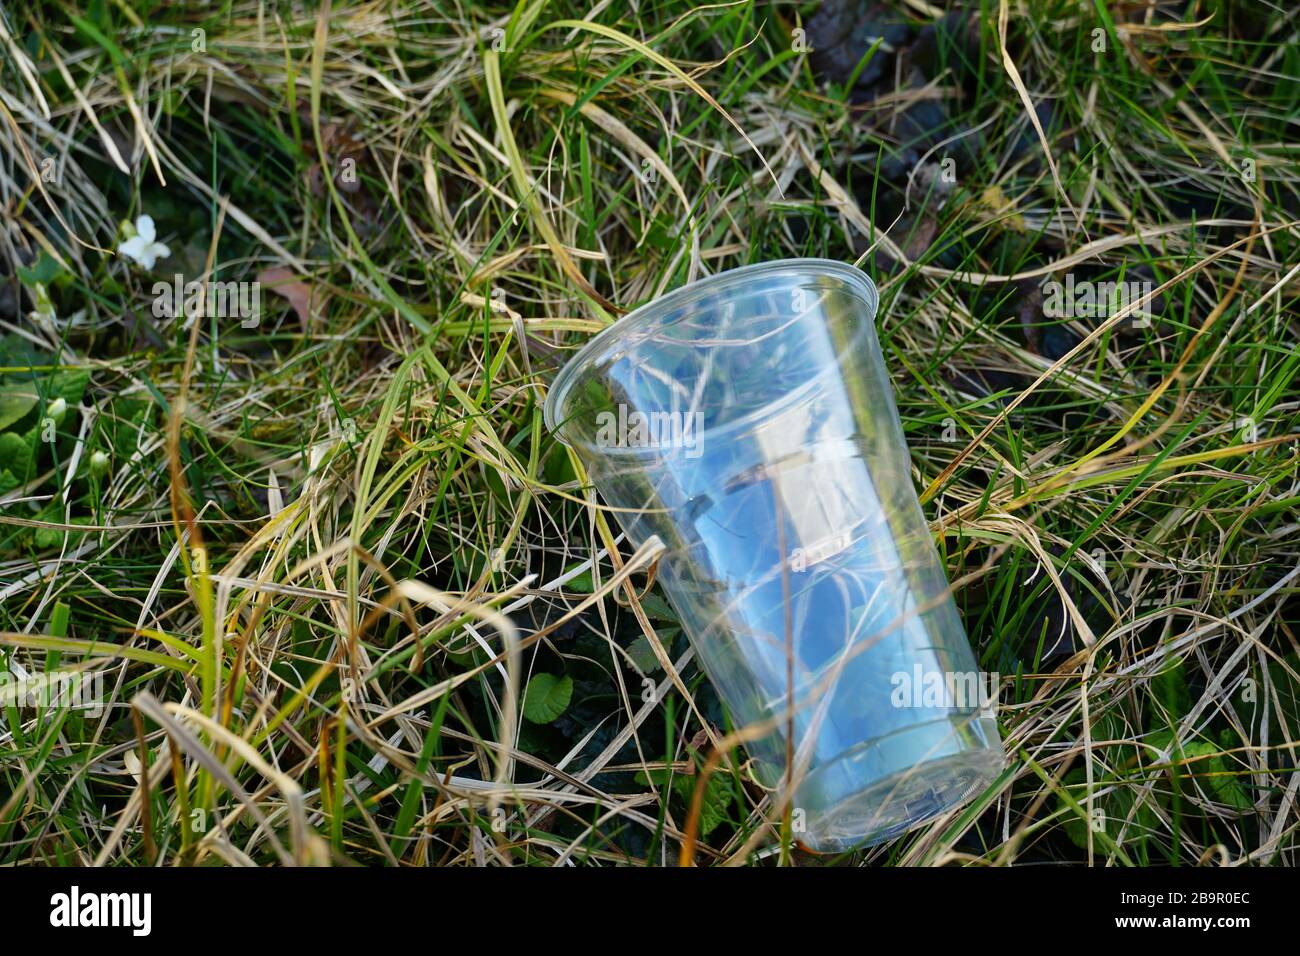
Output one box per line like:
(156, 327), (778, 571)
(0, 0), (1297, 866)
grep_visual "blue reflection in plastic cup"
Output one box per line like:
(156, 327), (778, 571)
(545, 260), (1003, 851)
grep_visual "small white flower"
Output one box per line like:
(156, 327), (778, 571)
(47, 397), (67, 424)
(89, 450), (110, 476)
(117, 214), (171, 270)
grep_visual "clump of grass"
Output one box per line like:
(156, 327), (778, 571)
(0, 0), (1296, 866)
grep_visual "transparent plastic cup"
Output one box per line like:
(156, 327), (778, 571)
(544, 259), (1003, 851)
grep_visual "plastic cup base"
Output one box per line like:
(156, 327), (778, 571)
(793, 718), (1004, 854)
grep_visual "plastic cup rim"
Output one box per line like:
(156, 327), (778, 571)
(542, 258), (881, 450)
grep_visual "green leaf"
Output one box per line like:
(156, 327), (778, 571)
(1056, 767), (1156, 853)
(523, 673), (572, 724)
(105, 397), (152, 458)
(0, 428), (36, 481)
(1150, 658), (1191, 730)
(636, 591), (678, 623)
(34, 524), (61, 550)
(1184, 740), (1252, 811)
(627, 635), (661, 674)
(674, 773), (734, 837)
(33, 501), (61, 550)
(627, 627), (679, 673)
(634, 763), (735, 836)
(0, 335), (47, 378)
(32, 508), (90, 551)
(49, 370), (89, 406)
(16, 251), (65, 289)
(633, 763), (676, 789)
(564, 564), (594, 593)
(0, 384), (39, 432)
(542, 443), (576, 485)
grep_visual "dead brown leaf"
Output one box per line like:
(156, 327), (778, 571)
(258, 267), (323, 329)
